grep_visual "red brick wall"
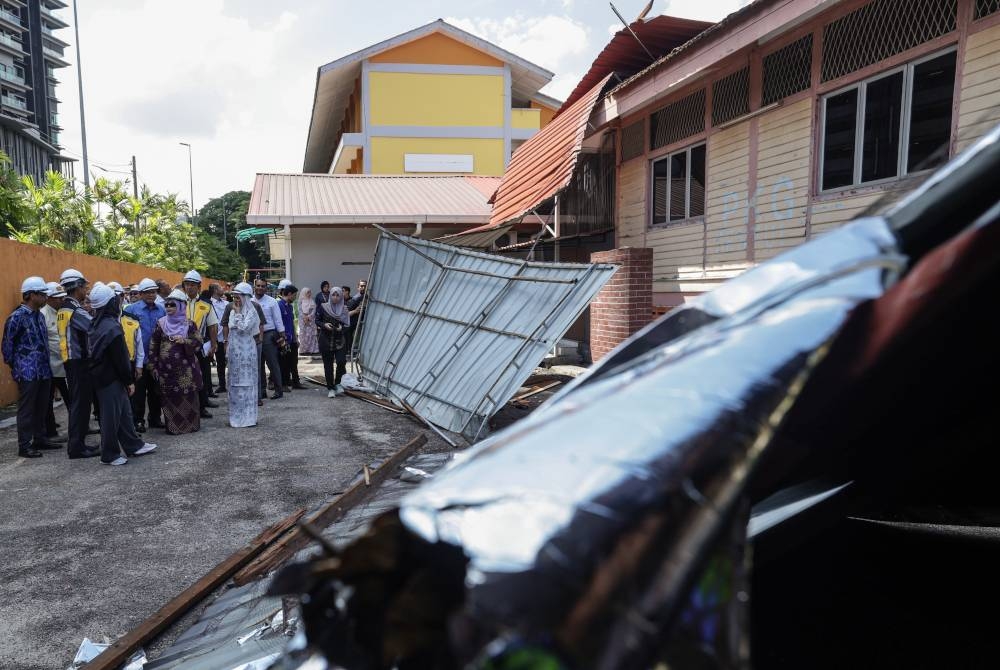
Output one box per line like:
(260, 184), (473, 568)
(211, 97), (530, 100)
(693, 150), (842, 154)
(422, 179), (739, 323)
(590, 247), (653, 362)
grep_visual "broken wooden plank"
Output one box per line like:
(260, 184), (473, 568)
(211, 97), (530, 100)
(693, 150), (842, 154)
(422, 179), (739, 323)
(511, 380), (563, 402)
(344, 388), (406, 414)
(86, 508), (305, 670)
(233, 433), (428, 585)
(399, 399), (458, 448)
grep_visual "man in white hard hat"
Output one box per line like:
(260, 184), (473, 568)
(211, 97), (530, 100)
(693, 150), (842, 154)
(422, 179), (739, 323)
(57, 268), (100, 459)
(41, 281), (69, 443)
(2, 277), (58, 458)
(182, 270), (219, 418)
(124, 277), (165, 432)
(86, 282), (157, 465)
(252, 276), (285, 400)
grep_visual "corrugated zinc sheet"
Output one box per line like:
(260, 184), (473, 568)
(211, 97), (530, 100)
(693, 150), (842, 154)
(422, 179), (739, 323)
(558, 15), (711, 115)
(246, 174), (500, 225)
(147, 452), (453, 670)
(356, 231), (616, 438)
(433, 222), (514, 249)
(486, 75), (614, 229)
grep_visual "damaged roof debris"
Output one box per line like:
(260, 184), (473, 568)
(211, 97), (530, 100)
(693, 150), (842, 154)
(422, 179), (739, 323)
(257, 128), (1000, 668)
(354, 228), (616, 440)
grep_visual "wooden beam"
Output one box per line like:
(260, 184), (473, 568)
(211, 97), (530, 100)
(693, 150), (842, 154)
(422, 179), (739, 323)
(86, 508), (305, 670)
(233, 433), (428, 585)
(511, 380), (563, 402)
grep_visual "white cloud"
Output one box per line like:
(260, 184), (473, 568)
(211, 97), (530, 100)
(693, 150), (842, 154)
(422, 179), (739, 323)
(447, 13), (592, 102)
(58, 0), (308, 209)
(661, 0), (748, 21)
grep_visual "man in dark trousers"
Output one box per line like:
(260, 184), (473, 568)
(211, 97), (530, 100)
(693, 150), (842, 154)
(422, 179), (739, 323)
(87, 282), (157, 466)
(346, 279), (367, 359)
(251, 278), (284, 400)
(182, 270), (219, 418)
(124, 278), (165, 432)
(57, 268), (99, 459)
(2, 277), (59, 458)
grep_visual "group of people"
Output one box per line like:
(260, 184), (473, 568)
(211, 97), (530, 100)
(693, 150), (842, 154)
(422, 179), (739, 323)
(3, 269), (369, 465)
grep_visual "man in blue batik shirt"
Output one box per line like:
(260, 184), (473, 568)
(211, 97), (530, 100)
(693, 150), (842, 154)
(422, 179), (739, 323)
(2, 277), (57, 458)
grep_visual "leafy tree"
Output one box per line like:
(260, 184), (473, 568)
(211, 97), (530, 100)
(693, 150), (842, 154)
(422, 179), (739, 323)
(194, 191), (267, 270)
(0, 151), (26, 236)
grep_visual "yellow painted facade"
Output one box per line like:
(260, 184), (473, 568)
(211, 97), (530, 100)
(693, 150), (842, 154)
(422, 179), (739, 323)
(512, 108), (541, 129)
(370, 137), (506, 175)
(531, 100), (556, 126)
(343, 31), (557, 176)
(369, 31), (504, 67)
(369, 72), (505, 127)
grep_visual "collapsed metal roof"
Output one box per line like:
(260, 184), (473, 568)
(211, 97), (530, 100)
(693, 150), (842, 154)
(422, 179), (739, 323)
(355, 230), (616, 438)
(266, 126), (1000, 669)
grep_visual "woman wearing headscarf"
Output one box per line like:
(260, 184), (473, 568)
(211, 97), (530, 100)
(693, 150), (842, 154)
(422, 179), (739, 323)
(315, 286), (351, 398)
(149, 289), (203, 434)
(315, 281), (331, 309)
(226, 282), (260, 428)
(87, 282), (157, 465)
(298, 287), (318, 355)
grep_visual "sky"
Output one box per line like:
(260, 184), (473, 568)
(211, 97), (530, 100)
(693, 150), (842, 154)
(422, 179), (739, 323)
(54, 0), (745, 211)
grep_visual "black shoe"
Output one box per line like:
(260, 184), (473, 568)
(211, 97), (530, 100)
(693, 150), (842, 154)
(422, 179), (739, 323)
(291, 383), (307, 390)
(206, 400), (220, 408)
(200, 409), (213, 419)
(86, 426), (100, 435)
(208, 392), (218, 399)
(69, 448), (100, 459)
(18, 448), (43, 458)
(148, 420), (166, 429)
(270, 392), (283, 400)
(45, 433), (69, 443)
(215, 386), (227, 393)
(135, 421), (147, 434)
(33, 440), (63, 450)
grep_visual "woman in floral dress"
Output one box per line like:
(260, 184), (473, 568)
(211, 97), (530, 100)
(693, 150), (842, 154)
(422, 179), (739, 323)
(298, 287), (318, 355)
(149, 289), (203, 434)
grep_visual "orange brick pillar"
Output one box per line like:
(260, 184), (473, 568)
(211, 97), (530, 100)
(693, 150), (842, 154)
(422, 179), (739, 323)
(590, 247), (653, 362)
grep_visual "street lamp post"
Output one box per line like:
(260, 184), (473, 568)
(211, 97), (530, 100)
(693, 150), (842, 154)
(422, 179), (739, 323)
(71, 0), (89, 189)
(179, 142), (194, 220)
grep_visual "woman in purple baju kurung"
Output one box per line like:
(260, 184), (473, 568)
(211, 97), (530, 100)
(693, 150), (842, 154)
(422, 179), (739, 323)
(149, 290), (203, 434)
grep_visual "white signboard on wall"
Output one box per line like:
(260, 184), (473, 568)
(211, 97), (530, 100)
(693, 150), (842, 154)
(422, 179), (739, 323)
(404, 153), (474, 173)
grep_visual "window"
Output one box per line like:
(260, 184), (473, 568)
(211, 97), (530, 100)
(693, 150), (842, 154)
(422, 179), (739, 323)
(652, 144), (706, 225)
(820, 49), (956, 191)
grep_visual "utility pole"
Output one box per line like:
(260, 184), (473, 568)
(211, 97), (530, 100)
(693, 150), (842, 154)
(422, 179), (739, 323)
(130, 155), (138, 199)
(71, 0), (89, 189)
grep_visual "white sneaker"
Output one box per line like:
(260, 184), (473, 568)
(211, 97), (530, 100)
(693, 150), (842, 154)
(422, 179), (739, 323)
(135, 443), (157, 456)
(327, 389), (337, 398)
(335, 384), (345, 396)
(102, 456), (128, 466)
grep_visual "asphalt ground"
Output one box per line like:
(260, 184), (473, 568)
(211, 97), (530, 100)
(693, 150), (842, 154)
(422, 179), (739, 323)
(0, 362), (449, 670)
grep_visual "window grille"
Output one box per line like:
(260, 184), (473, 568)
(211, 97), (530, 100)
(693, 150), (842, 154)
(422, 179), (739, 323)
(650, 89), (706, 151)
(712, 67), (750, 126)
(762, 34), (813, 106)
(621, 120), (645, 161)
(822, 0), (957, 83)
(975, 0), (1000, 19)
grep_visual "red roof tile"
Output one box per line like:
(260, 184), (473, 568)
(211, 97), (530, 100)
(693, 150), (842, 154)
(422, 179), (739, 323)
(558, 15), (712, 115)
(486, 74), (613, 229)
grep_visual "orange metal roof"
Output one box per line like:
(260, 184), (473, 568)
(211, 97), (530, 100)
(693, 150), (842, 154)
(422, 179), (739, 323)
(485, 74), (613, 230)
(558, 15), (712, 115)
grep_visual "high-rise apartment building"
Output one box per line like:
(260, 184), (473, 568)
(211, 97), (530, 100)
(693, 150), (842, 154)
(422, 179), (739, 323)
(0, 0), (72, 182)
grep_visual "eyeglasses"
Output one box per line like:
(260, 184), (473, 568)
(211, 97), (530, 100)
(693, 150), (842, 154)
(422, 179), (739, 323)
(165, 302), (178, 309)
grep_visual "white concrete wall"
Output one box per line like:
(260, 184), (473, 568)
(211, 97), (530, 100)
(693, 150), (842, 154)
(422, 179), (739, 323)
(288, 226), (456, 294)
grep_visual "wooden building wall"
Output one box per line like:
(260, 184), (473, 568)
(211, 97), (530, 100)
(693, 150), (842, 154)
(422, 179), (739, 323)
(610, 2), (1000, 307)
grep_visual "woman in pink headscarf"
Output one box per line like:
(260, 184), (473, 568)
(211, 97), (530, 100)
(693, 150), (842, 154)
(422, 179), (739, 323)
(298, 287), (319, 355)
(149, 289), (203, 434)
